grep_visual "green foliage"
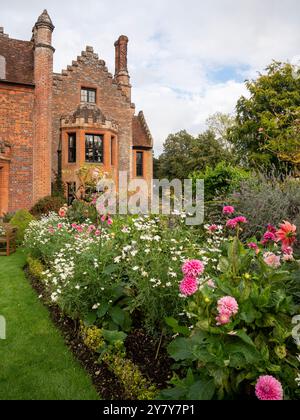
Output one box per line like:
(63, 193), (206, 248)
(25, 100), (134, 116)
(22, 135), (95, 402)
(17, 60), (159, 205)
(228, 61), (300, 171)
(163, 230), (300, 400)
(191, 162), (250, 201)
(103, 352), (157, 400)
(157, 130), (232, 180)
(2, 212), (15, 223)
(66, 199), (98, 224)
(30, 195), (66, 217)
(10, 209), (35, 243)
(80, 323), (105, 352)
(27, 256), (44, 279)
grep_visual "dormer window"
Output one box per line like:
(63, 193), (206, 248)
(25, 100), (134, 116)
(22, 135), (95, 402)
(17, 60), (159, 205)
(81, 87), (96, 103)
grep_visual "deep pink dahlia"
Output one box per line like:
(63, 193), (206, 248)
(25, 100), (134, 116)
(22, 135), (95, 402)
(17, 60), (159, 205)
(182, 260), (205, 277)
(179, 276), (199, 296)
(234, 216), (248, 224)
(263, 231), (276, 242)
(255, 376), (283, 401)
(223, 206), (235, 215)
(248, 242), (258, 250)
(226, 219), (238, 229)
(217, 296), (239, 316)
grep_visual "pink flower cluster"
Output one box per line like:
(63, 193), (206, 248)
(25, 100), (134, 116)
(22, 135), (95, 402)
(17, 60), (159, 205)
(179, 260), (205, 297)
(226, 216), (248, 229)
(71, 223), (101, 236)
(216, 296), (239, 326)
(255, 376), (283, 400)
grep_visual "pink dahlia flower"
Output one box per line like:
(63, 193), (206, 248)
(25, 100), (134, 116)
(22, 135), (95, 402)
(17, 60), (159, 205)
(226, 216), (248, 229)
(276, 221), (297, 249)
(182, 260), (205, 277)
(208, 224), (218, 232)
(248, 242), (258, 250)
(217, 296), (239, 316)
(58, 207), (66, 218)
(234, 216), (248, 224)
(179, 276), (199, 296)
(263, 231), (276, 242)
(255, 376), (283, 401)
(223, 206), (235, 215)
(263, 252), (281, 269)
(216, 313), (231, 326)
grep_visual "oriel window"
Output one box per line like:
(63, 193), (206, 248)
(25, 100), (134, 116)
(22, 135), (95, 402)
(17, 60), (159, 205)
(68, 133), (76, 163)
(85, 134), (104, 163)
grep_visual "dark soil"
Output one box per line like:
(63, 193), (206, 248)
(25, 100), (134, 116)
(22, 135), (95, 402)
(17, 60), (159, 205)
(26, 268), (173, 399)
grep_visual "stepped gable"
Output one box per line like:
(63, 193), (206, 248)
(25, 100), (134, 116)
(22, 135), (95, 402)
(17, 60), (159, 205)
(132, 111), (153, 148)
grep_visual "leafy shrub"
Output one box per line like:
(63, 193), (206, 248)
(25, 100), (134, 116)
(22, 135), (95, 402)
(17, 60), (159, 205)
(30, 195), (66, 217)
(66, 200), (98, 224)
(80, 323), (104, 352)
(27, 256), (44, 279)
(103, 352), (157, 400)
(231, 175), (300, 245)
(2, 212), (15, 223)
(161, 213), (300, 400)
(191, 162), (250, 202)
(10, 209), (35, 243)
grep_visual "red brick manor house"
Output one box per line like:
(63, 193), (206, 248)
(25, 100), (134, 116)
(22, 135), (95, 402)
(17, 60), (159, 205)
(0, 10), (153, 216)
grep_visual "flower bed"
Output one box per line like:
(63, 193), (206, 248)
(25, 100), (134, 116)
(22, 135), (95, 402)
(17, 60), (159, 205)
(24, 204), (300, 400)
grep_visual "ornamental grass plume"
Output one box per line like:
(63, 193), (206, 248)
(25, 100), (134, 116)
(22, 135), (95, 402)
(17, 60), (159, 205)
(179, 276), (198, 297)
(255, 376), (283, 401)
(182, 260), (205, 278)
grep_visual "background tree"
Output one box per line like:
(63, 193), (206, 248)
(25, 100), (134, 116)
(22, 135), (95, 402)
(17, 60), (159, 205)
(228, 61), (300, 172)
(206, 112), (235, 152)
(157, 129), (231, 180)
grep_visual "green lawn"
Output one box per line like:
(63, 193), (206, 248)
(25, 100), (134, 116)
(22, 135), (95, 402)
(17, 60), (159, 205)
(0, 250), (99, 400)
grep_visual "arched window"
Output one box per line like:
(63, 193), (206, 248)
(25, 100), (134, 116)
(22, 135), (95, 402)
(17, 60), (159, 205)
(0, 56), (6, 79)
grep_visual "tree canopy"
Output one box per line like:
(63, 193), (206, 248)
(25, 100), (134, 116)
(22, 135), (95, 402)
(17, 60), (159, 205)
(228, 61), (300, 171)
(157, 129), (231, 180)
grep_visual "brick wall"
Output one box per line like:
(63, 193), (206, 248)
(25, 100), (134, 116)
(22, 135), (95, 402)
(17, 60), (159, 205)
(0, 82), (34, 211)
(52, 47), (136, 184)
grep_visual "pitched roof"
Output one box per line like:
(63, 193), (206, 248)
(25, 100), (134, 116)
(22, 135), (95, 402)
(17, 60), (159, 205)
(132, 111), (153, 148)
(0, 33), (34, 85)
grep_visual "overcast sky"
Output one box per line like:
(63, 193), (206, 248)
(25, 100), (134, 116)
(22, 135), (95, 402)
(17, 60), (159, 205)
(2, 0), (300, 155)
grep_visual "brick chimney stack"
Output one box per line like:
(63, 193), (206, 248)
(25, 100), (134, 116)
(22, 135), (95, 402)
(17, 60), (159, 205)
(114, 35), (131, 100)
(32, 10), (55, 202)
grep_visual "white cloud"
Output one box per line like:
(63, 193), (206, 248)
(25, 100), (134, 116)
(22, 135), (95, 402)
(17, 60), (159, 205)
(2, 0), (300, 155)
